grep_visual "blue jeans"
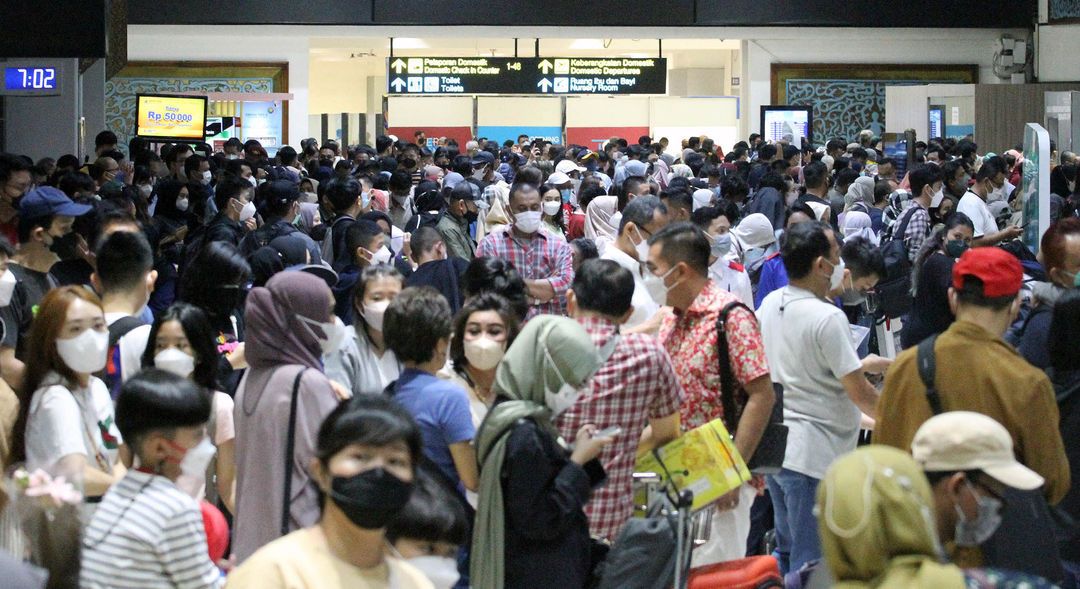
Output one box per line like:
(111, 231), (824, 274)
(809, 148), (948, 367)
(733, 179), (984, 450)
(766, 468), (822, 576)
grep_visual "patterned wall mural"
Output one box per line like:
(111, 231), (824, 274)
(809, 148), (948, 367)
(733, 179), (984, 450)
(1049, 0), (1080, 22)
(772, 64), (978, 145)
(105, 63), (288, 149)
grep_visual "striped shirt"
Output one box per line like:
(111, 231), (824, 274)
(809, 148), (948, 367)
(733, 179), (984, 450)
(81, 470), (223, 589)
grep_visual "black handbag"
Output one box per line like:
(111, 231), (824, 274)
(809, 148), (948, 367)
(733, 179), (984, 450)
(717, 301), (787, 475)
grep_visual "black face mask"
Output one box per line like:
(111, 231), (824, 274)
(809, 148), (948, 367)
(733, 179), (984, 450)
(465, 209), (479, 224)
(401, 158), (417, 170)
(329, 467), (413, 529)
(48, 232), (78, 258)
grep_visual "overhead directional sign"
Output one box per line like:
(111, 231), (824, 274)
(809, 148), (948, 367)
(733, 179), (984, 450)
(386, 57), (667, 95)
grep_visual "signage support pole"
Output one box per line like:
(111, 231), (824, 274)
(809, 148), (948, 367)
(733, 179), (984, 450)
(658, 39), (663, 59)
(389, 37), (394, 58)
(535, 39), (540, 58)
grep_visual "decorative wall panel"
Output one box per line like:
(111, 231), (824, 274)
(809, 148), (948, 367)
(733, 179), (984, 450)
(772, 64), (978, 144)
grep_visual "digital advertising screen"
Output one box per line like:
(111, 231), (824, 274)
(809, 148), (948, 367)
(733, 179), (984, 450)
(761, 106), (812, 144)
(135, 93), (208, 142)
(928, 106), (944, 139)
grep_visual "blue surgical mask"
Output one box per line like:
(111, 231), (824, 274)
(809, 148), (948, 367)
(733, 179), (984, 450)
(560, 188), (572, 204)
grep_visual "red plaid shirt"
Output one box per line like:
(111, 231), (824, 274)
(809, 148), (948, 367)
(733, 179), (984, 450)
(476, 225), (574, 319)
(555, 316), (684, 541)
(660, 280), (771, 433)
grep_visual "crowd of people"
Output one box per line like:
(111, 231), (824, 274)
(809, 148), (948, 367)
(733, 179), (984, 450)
(0, 124), (1075, 588)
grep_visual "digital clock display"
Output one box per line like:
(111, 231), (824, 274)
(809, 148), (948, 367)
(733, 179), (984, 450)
(4, 67), (56, 91)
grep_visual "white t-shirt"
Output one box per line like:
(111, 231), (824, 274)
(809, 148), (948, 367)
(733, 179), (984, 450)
(176, 391), (235, 501)
(26, 374), (122, 474)
(104, 312), (152, 383)
(600, 244), (659, 329)
(956, 191), (997, 239)
(757, 286), (864, 480)
(709, 259), (754, 307)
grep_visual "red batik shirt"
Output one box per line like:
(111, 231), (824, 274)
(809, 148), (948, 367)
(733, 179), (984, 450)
(660, 280), (771, 433)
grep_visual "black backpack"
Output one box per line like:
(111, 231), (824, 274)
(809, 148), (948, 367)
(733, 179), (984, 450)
(876, 207), (919, 318)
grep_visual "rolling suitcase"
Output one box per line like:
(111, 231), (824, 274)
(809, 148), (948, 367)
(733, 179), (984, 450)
(687, 555), (784, 589)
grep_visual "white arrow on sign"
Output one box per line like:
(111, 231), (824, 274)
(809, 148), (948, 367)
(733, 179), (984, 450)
(537, 78), (553, 92)
(390, 78), (407, 91)
(538, 59), (553, 74)
(391, 59), (407, 73)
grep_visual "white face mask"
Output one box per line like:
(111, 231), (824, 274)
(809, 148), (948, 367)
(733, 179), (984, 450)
(632, 225), (650, 262)
(201, 170), (212, 185)
(155, 348), (195, 378)
(178, 437), (216, 480)
(138, 184), (153, 199)
(176, 197), (190, 212)
(642, 265), (679, 306)
(226, 153), (240, 160)
(246, 176), (258, 188)
(56, 328), (109, 374)
(542, 200), (561, 217)
(0, 269), (16, 307)
(953, 480), (1004, 547)
(543, 348), (584, 417)
(390, 228), (405, 254)
(513, 210), (543, 234)
(301, 191), (318, 204)
(238, 200), (256, 222)
(361, 300), (390, 332)
(825, 257), (846, 291)
(471, 167), (487, 181)
(298, 315), (346, 355)
(464, 337), (505, 371)
(365, 245), (393, 265)
(407, 556), (460, 589)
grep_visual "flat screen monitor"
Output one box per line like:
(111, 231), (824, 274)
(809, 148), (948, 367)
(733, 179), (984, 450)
(881, 131), (915, 181)
(928, 105), (944, 140)
(761, 105), (813, 145)
(135, 93), (208, 143)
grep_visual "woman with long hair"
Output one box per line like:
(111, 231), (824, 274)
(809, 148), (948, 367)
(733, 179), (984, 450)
(141, 302), (237, 513)
(902, 212), (975, 349)
(18, 286), (125, 508)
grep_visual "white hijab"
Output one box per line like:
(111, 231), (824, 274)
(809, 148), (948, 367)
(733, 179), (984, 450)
(584, 195), (619, 254)
(842, 210), (879, 246)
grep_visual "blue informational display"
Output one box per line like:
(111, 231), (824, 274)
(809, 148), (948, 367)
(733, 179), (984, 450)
(928, 108), (943, 139)
(760, 106), (812, 144)
(4, 67), (56, 90)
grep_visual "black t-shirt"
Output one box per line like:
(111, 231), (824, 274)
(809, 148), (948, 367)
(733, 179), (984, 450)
(0, 280), (34, 359)
(9, 264), (57, 311)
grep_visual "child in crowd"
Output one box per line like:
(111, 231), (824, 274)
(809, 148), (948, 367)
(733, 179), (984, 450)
(80, 369), (222, 589)
(386, 471), (470, 589)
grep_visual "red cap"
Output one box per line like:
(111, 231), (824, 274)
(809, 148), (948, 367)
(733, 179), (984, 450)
(952, 247), (1023, 298)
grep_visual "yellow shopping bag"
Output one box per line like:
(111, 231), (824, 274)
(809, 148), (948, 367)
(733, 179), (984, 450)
(634, 418), (752, 512)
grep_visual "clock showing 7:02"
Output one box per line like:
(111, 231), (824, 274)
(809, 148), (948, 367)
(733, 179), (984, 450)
(2, 66), (61, 96)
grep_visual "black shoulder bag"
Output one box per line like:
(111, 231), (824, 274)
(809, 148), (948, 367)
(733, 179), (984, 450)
(915, 335), (1064, 583)
(281, 368), (307, 537)
(717, 301), (787, 475)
